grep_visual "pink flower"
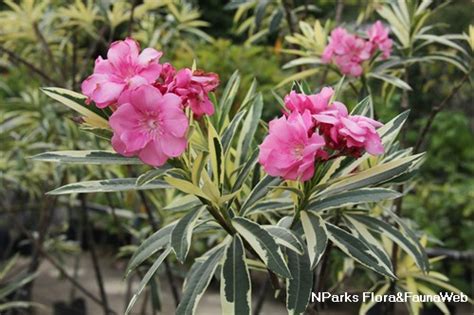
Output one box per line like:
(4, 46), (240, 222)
(322, 27), (373, 77)
(154, 66), (219, 117)
(170, 69), (219, 117)
(81, 38), (163, 108)
(109, 85), (188, 167)
(284, 87), (334, 115)
(367, 21), (393, 59)
(259, 111), (327, 181)
(314, 102), (384, 156)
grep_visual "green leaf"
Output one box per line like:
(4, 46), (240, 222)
(286, 246), (313, 315)
(319, 154), (424, 198)
(208, 123), (225, 186)
(350, 96), (374, 118)
(164, 177), (210, 200)
(136, 166), (173, 186)
(125, 248), (171, 315)
(218, 71), (241, 130)
(125, 223), (176, 277)
(0, 301), (44, 312)
(277, 68), (320, 88)
(236, 93), (263, 165)
(221, 110), (246, 154)
(343, 216), (393, 272)
(300, 211), (327, 269)
(47, 178), (171, 195)
(326, 223), (396, 278)
(0, 273), (37, 300)
(232, 149), (258, 193)
(263, 226), (304, 254)
(269, 8), (283, 33)
(246, 198), (293, 215)
(176, 247), (225, 315)
(368, 73), (412, 90)
(171, 206), (206, 263)
(349, 214), (429, 272)
(240, 175), (282, 215)
(232, 217), (291, 278)
(220, 235), (252, 315)
(164, 195), (201, 212)
(308, 188), (402, 212)
(41, 87), (109, 129)
(31, 150), (142, 165)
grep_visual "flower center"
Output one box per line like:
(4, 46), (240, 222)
(294, 144), (304, 158)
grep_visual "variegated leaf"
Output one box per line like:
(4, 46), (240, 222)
(171, 206), (206, 263)
(125, 248), (172, 315)
(308, 188), (401, 212)
(300, 211), (328, 269)
(47, 178), (170, 195)
(348, 214), (429, 272)
(263, 226), (304, 254)
(176, 247), (225, 315)
(232, 217), (291, 278)
(326, 223), (396, 278)
(31, 150), (142, 165)
(220, 235), (251, 315)
(286, 246), (313, 315)
(125, 222), (177, 277)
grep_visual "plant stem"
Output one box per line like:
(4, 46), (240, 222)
(137, 190), (181, 307)
(80, 195), (111, 315)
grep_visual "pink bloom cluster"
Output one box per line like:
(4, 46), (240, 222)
(81, 38), (219, 166)
(322, 21), (393, 77)
(259, 87), (384, 181)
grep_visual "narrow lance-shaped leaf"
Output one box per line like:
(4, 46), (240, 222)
(263, 226), (304, 255)
(171, 206), (206, 263)
(125, 248), (171, 315)
(326, 223), (396, 278)
(300, 211), (328, 269)
(47, 178), (170, 195)
(220, 235), (252, 315)
(232, 149), (258, 193)
(343, 215), (393, 272)
(221, 110), (246, 154)
(348, 214), (429, 272)
(232, 217), (291, 278)
(41, 87), (109, 129)
(308, 188), (402, 212)
(31, 150), (142, 165)
(286, 245), (313, 315)
(125, 222), (177, 277)
(236, 93), (263, 165)
(176, 247), (225, 315)
(218, 70), (241, 130)
(319, 154), (424, 198)
(239, 175), (282, 215)
(208, 123), (225, 186)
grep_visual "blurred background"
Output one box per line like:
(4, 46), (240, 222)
(0, 0), (472, 314)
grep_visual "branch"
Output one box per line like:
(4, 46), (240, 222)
(414, 72), (470, 153)
(0, 45), (63, 86)
(10, 215), (116, 314)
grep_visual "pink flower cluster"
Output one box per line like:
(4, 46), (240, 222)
(258, 87), (384, 181)
(81, 38), (219, 166)
(322, 21), (393, 77)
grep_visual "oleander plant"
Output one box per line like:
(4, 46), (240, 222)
(2, 1), (472, 315)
